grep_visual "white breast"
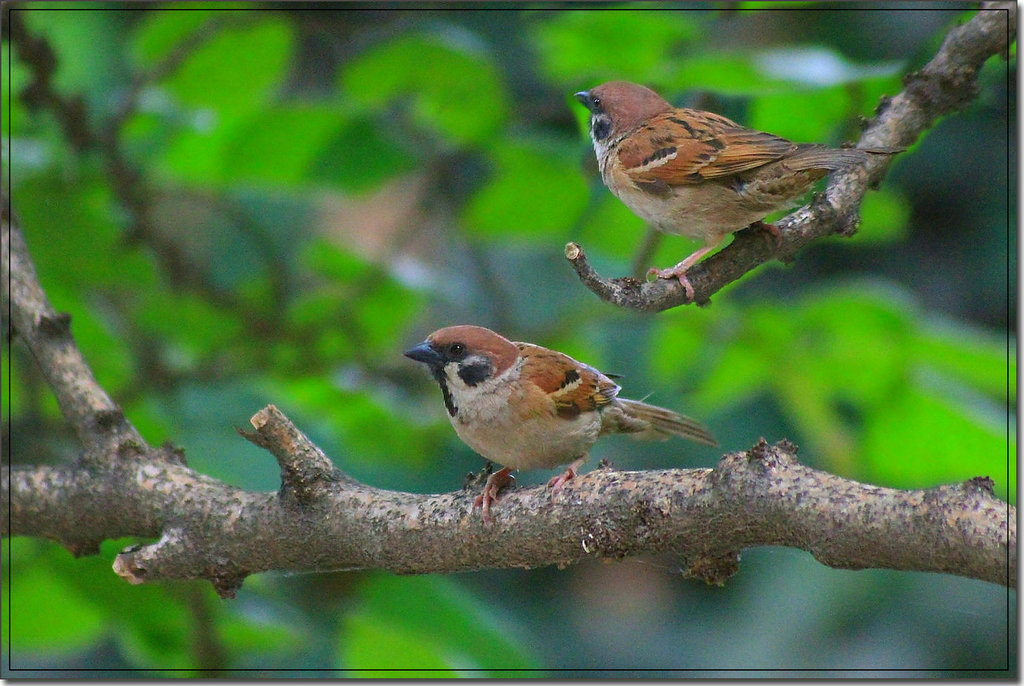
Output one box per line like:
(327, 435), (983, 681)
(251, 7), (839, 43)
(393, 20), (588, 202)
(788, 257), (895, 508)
(443, 361), (602, 472)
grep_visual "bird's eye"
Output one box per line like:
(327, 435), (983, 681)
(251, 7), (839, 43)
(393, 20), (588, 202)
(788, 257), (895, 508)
(591, 95), (602, 108)
(447, 343), (466, 358)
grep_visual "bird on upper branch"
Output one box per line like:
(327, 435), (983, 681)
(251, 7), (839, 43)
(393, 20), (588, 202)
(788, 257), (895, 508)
(575, 80), (900, 301)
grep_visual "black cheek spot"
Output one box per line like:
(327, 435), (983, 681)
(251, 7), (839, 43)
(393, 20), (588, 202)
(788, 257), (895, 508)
(457, 361), (492, 387)
(592, 117), (611, 142)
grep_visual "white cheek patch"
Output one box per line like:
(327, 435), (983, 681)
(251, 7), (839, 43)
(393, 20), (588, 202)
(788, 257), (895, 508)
(443, 360), (516, 423)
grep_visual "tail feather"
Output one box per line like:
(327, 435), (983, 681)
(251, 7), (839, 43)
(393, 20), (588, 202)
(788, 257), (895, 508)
(786, 144), (902, 172)
(617, 399), (717, 447)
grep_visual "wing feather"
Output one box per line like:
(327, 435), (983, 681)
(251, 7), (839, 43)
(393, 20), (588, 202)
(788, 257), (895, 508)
(516, 344), (619, 420)
(617, 109), (799, 185)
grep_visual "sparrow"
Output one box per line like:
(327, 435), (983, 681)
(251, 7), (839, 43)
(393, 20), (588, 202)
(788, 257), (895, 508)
(575, 80), (898, 301)
(404, 325), (716, 521)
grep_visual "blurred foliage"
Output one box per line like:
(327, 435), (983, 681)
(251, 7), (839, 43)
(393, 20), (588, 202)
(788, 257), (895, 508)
(3, 3), (1014, 676)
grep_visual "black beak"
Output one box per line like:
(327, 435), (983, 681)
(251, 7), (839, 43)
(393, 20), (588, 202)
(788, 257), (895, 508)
(404, 341), (442, 368)
(574, 90), (593, 111)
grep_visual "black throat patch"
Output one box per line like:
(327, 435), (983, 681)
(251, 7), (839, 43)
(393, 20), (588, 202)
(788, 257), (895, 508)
(457, 360), (492, 387)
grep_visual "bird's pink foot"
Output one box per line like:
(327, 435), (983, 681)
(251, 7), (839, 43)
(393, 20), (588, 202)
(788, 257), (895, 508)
(647, 265), (695, 302)
(474, 467), (514, 523)
(546, 467), (576, 493)
(547, 457), (587, 493)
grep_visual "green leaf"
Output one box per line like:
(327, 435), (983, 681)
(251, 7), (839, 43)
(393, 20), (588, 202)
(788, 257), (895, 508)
(915, 320), (1015, 403)
(22, 10), (128, 110)
(793, 289), (913, 407)
(16, 173), (155, 293)
(4, 539), (199, 669)
(302, 238), (374, 282)
(354, 279), (425, 351)
(748, 87), (852, 143)
(50, 542), (193, 669)
(156, 126), (229, 185)
(651, 285), (1011, 484)
(338, 575), (538, 675)
(575, 193), (649, 261)
(3, 540), (106, 654)
(219, 611), (304, 656)
(125, 394), (177, 447)
(130, 9), (220, 67)
(690, 337), (772, 414)
(340, 34), (507, 146)
(278, 378), (442, 471)
(162, 17), (293, 117)
(649, 308), (717, 386)
(862, 383), (1014, 501)
(68, 297), (138, 396)
(463, 137), (588, 239)
(343, 614), (459, 677)
(309, 115), (418, 193)
(733, 1), (819, 8)
(532, 10), (698, 86)
(672, 47), (903, 98)
(220, 105), (344, 187)
(856, 188), (912, 244)
(671, 53), (790, 96)
(3, 41), (31, 137)
(134, 290), (244, 365)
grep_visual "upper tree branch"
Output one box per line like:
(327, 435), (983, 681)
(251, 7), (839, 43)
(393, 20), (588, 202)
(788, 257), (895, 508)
(567, 3), (1015, 311)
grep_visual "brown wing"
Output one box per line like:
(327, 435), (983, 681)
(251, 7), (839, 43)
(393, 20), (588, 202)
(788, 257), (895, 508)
(516, 343), (619, 420)
(617, 108), (799, 186)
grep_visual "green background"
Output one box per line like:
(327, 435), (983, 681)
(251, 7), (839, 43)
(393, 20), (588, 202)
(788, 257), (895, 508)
(2, 3), (1014, 676)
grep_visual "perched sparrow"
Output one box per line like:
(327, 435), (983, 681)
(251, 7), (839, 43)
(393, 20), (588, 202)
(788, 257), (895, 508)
(576, 80), (897, 300)
(404, 325), (716, 521)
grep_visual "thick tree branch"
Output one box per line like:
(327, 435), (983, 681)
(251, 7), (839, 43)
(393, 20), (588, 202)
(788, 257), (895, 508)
(5, 415), (1014, 598)
(567, 4), (1015, 310)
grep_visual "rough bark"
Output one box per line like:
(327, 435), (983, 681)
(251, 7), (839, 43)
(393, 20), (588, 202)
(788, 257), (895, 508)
(5, 408), (1014, 599)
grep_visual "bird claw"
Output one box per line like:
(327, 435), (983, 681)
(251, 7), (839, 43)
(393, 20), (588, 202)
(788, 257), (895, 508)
(647, 265), (695, 302)
(474, 467), (514, 523)
(546, 467), (577, 493)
